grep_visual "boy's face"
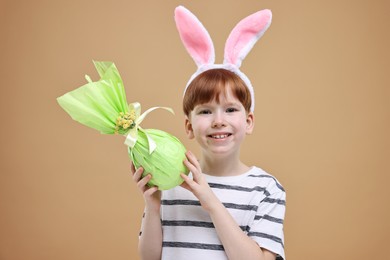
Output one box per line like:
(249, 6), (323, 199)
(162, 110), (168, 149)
(185, 87), (254, 156)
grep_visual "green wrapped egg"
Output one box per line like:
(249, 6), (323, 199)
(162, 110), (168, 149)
(129, 129), (189, 190)
(57, 61), (189, 190)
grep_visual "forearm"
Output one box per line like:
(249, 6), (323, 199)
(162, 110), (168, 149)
(180, 153), (275, 259)
(138, 208), (162, 260)
(209, 201), (274, 260)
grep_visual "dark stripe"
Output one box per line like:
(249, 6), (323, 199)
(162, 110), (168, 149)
(162, 220), (214, 228)
(162, 220), (249, 232)
(263, 197), (286, 205)
(254, 214), (284, 224)
(209, 183), (271, 196)
(247, 232), (284, 248)
(242, 225), (250, 232)
(161, 200), (258, 212)
(248, 174), (285, 192)
(161, 200), (201, 206)
(222, 202), (258, 211)
(163, 241), (224, 251)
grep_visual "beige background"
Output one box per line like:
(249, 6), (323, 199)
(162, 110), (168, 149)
(1, 0), (389, 259)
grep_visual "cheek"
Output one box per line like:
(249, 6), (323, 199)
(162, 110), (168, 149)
(191, 118), (207, 129)
(235, 117), (250, 133)
(193, 123), (206, 134)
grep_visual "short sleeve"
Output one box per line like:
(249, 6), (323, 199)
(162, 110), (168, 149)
(248, 189), (286, 260)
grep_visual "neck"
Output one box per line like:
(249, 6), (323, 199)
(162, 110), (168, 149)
(200, 150), (250, 177)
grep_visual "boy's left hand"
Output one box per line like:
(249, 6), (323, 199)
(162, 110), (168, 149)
(180, 151), (219, 212)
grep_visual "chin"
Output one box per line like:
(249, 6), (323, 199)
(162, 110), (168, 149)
(207, 147), (238, 157)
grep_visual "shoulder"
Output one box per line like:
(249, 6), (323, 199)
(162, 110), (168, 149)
(247, 167), (285, 192)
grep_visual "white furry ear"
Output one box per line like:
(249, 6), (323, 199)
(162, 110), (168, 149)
(224, 9), (272, 68)
(174, 6), (215, 67)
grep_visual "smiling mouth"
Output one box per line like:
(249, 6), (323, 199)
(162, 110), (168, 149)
(208, 134), (232, 139)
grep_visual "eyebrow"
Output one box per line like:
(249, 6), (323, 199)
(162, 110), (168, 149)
(224, 101), (241, 107)
(195, 100), (241, 109)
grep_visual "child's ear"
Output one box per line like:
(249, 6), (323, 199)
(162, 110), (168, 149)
(185, 116), (195, 139)
(246, 112), (255, 135)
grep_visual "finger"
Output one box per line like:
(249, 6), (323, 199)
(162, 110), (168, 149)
(183, 159), (202, 182)
(183, 158), (196, 172)
(180, 182), (191, 192)
(185, 151), (202, 176)
(181, 173), (197, 190)
(132, 167), (144, 182)
(180, 177), (193, 191)
(130, 161), (136, 174)
(144, 186), (159, 197)
(186, 151), (200, 168)
(137, 174), (152, 190)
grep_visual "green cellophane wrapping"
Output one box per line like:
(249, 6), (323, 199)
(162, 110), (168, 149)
(57, 61), (189, 190)
(57, 61), (129, 135)
(129, 129), (189, 190)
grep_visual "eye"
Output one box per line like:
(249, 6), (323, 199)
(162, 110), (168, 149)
(198, 109), (211, 115)
(226, 107), (238, 113)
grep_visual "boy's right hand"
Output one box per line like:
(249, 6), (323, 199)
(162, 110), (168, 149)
(131, 162), (161, 212)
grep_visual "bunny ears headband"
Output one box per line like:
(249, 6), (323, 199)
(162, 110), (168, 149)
(174, 6), (273, 112)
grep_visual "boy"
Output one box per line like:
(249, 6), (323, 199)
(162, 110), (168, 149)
(131, 6), (286, 260)
(132, 69), (285, 260)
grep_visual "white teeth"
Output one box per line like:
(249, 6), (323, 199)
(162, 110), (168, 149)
(211, 134), (229, 139)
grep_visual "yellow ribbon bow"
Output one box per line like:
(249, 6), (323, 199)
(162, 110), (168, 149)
(123, 102), (174, 154)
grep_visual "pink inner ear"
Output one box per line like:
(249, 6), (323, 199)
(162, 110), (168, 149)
(224, 9), (272, 67)
(175, 6), (214, 66)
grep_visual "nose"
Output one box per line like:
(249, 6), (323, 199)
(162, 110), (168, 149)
(212, 112), (226, 128)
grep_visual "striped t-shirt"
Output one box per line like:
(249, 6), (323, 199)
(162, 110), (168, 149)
(156, 166), (286, 260)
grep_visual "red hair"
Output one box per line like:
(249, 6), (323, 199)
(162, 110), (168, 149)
(183, 69), (252, 116)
